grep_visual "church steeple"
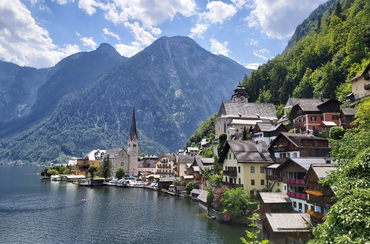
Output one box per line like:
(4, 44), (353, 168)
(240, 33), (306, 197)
(231, 82), (249, 103)
(129, 104), (138, 140)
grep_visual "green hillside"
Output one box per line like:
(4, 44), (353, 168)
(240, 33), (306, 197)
(242, 0), (370, 105)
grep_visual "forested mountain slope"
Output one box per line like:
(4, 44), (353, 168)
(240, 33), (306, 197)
(242, 0), (370, 107)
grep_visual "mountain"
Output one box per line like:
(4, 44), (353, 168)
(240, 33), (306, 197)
(242, 0), (370, 105)
(0, 36), (250, 163)
(0, 43), (127, 138)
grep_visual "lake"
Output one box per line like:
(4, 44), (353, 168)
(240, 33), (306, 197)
(0, 166), (251, 244)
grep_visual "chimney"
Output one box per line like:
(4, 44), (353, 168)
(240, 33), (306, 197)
(319, 93), (323, 102)
(256, 141), (262, 154)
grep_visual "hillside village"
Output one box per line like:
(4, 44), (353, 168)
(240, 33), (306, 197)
(45, 61), (370, 244)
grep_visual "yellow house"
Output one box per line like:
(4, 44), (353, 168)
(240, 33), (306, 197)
(219, 140), (273, 196)
(347, 62), (370, 101)
(75, 150), (106, 176)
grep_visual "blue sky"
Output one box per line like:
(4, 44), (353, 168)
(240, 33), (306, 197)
(0, 0), (328, 69)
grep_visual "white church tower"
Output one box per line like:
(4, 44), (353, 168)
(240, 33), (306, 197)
(127, 104), (138, 176)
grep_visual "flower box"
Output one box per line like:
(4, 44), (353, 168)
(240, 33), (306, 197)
(300, 180), (305, 185)
(301, 194), (307, 200)
(295, 180), (300, 184)
(295, 193), (301, 198)
(307, 209), (324, 219)
(305, 189), (323, 197)
(285, 179), (290, 183)
(290, 179), (295, 184)
(290, 192), (295, 198)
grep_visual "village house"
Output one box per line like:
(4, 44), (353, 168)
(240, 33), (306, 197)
(304, 163), (336, 226)
(257, 192), (292, 219)
(262, 213), (313, 244)
(289, 95), (342, 134)
(340, 107), (358, 129)
(219, 140), (274, 196)
(346, 62), (370, 101)
(190, 157), (214, 190)
(252, 122), (288, 146)
(154, 154), (176, 177)
(213, 83), (277, 155)
(176, 154), (194, 179)
(268, 132), (330, 163)
(75, 149), (106, 176)
(267, 157), (335, 214)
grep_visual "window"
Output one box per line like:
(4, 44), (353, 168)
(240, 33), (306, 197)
(332, 115), (338, 120)
(284, 185), (287, 191)
(260, 167), (264, 173)
(234, 154), (236, 159)
(239, 178), (241, 184)
(303, 117), (306, 121)
(295, 129), (299, 133)
(128, 144), (130, 147)
(312, 126), (316, 131)
(238, 166), (240, 173)
(321, 115), (324, 121)
(250, 166), (255, 173)
(311, 116), (317, 121)
(261, 179), (265, 185)
(267, 169), (273, 176)
(251, 179), (255, 185)
(355, 86), (358, 91)
(301, 127), (306, 132)
(133, 144), (136, 147)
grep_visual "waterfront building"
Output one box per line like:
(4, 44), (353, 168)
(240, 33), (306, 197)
(154, 154), (176, 177)
(257, 192), (292, 219)
(75, 149), (106, 176)
(219, 140), (274, 196)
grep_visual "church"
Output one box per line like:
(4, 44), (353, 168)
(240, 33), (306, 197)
(100, 105), (138, 177)
(215, 83), (277, 142)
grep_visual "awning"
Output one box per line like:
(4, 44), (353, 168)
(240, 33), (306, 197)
(321, 121), (337, 126)
(183, 175), (194, 179)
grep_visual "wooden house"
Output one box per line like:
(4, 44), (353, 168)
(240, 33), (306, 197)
(257, 192), (292, 219)
(262, 213), (313, 244)
(252, 122), (288, 146)
(340, 108), (358, 129)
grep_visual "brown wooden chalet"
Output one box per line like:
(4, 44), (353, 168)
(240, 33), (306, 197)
(304, 164), (336, 225)
(289, 95), (342, 135)
(340, 108), (358, 129)
(257, 192), (292, 219)
(268, 132), (330, 163)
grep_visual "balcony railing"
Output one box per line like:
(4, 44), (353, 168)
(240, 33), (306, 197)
(223, 170), (237, 177)
(287, 192), (307, 200)
(267, 175), (281, 182)
(286, 179), (305, 185)
(274, 146), (289, 152)
(365, 83), (370, 90)
(293, 121), (304, 128)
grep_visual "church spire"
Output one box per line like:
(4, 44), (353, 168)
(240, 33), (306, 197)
(129, 104), (138, 140)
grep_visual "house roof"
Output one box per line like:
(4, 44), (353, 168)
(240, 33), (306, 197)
(177, 155), (194, 164)
(158, 177), (176, 182)
(200, 157), (214, 165)
(285, 97), (300, 108)
(255, 122), (285, 132)
(137, 160), (156, 168)
(220, 140), (274, 164)
(191, 189), (204, 195)
(259, 192), (292, 204)
(278, 157), (335, 171)
(197, 190), (209, 203)
(86, 150), (106, 160)
(265, 213), (312, 232)
(308, 164), (336, 180)
(341, 108), (358, 116)
(269, 132), (328, 150)
(217, 102), (277, 120)
(266, 163), (281, 169)
(105, 148), (125, 159)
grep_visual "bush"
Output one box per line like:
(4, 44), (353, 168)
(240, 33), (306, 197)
(115, 167), (125, 179)
(47, 169), (58, 176)
(185, 181), (198, 195)
(329, 126), (345, 140)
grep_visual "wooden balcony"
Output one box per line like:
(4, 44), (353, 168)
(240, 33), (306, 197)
(293, 121), (304, 128)
(274, 146), (289, 152)
(267, 175), (281, 182)
(223, 170), (237, 177)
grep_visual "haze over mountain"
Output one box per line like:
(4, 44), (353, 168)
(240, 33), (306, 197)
(0, 36), (250, 163)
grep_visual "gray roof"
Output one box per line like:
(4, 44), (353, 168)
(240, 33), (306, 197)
(191, 189), (204, 195)
(197, 190), (209, 203)
(259, 192), (291, 204)
(137, 160), (156, 168)
(271, 132), (328, 149)
(341, 108), (358, 116)
(105, 148), (124, 159)
(218, 102), (277, 120)
(265, 213), (312, 232)
(158, 177), (176, 182)
(228, 140), (274, 164)
(288, 158), (336, 171)
(177, 155), (194, 164)
(200, 157), (214, 165)
(293, 98), (330, 112)
(256, 122), (283, 132)
(285, 97), (299, 108)
(311, 164), (336, 180)
(266, 163), (282, 169)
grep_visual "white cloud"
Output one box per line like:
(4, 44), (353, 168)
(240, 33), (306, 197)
(210, 38), (230, 56)
(231, 0), (247, 9)
(245, 63), (261, 70)
(124, 21), (156, 46)
(253, 48), (270, 60)
(0, 0), (79, 68)
(102, 28), (120, 40)
(189, 23), (208, 39)
(200, 1), (237, 24)
(80, 37), (97, 49)
(249, 38), (258, 46)
(245, 0), (327, 39)
(115, 42), (142, 57)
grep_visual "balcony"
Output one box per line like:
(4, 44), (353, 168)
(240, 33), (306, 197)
(274, 146), (289, 152)
(365, 83), (370, 90)
(223, 170), (237, 177)
(293, 121), (304, 128)
(157, 165), (171, 169)
(287, 192), (307, 200)
(267, 175), (281, 182)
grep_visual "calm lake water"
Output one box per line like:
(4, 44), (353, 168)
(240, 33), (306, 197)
(0, 166), (251, 244)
